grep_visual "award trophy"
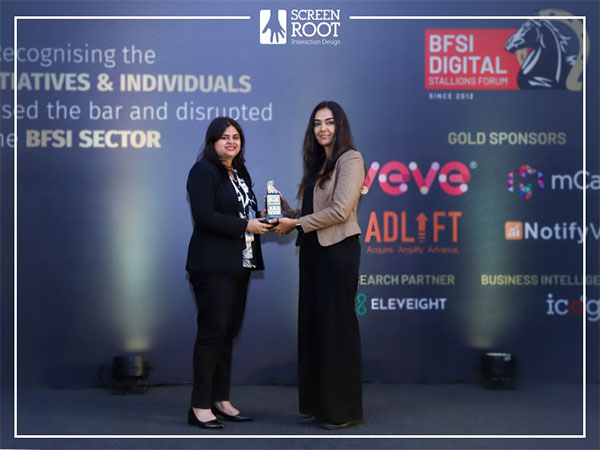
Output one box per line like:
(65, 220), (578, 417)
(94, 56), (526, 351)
(265, 180), (284, 222)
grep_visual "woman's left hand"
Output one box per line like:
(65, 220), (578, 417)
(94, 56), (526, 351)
(269, 217), (298, 235)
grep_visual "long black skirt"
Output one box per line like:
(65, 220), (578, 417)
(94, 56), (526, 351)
(298, 232), (363, 424)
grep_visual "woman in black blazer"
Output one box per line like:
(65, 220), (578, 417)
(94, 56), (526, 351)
(186, 117), (271, 429)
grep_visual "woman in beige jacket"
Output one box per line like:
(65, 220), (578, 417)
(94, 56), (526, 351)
(271, 101), (365, 430)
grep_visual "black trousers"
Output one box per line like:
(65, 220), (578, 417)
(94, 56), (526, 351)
(188, 270), (250, 409)
(298, 234), (363, 424)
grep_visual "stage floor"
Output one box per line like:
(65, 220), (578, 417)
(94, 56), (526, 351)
(4, 383), (599, 449)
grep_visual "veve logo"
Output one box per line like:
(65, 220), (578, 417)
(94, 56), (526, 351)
(260, 9), (287, 44)
(362, 161), (472, 196)
(507, 164), (544, 200)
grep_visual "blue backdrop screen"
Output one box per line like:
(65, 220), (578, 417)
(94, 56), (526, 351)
(0, 1), (598, 387)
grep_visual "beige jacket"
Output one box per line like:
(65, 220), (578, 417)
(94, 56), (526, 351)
(298, 150), (365, 246)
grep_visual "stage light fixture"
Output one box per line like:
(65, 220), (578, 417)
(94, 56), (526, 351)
(480, 352), (516, 389)
(110, 355), (151, 394)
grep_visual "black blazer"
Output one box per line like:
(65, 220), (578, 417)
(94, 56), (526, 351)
(185, 159), (264, 271)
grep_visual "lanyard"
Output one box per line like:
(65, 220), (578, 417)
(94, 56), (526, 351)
(230, 171), (251, 218)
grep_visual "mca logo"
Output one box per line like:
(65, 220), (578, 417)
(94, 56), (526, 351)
(260, 9), (287, 45)
(507, 164), (544, 200)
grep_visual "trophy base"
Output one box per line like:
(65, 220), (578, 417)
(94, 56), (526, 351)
(266, 214), (284, 222)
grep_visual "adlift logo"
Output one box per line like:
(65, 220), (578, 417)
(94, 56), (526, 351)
(260, 9), (287, 44)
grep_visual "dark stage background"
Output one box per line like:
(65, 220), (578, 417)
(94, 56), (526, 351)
(0, 0), (598, 389)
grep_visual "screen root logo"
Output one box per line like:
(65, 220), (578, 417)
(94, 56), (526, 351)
(507, 164), (544, 200)
(260, 9), (287, 44)
(259, 9), (341, 46)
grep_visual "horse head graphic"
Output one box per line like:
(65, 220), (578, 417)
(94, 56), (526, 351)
(505, 19), (576, 89)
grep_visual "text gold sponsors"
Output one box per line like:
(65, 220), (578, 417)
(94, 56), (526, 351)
(447, 131), (567, 146)
(359, 273), (455, 286)
(481, 274), (600, 286)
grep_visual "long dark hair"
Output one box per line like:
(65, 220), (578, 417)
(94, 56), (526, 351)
(298, 101), (355, 197)
(198, 117), (252, 185)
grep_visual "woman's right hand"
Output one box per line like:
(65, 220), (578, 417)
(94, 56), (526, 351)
(280, 194), (301, 218)
(246, 218), (272, 234)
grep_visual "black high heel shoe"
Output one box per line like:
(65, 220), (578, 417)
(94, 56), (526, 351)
(321, 419), (363, 430)
(299, 415), (318, 424)
(212, 406), (253, 422)
(187, 408), (225, 429)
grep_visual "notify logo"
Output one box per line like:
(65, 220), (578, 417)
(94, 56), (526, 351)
(260, 9), (287, 44)
(507, 164), (544, 200)
(505, 221), (523, 240)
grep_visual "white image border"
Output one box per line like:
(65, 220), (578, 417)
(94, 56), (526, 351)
(13, 13), (587, 440)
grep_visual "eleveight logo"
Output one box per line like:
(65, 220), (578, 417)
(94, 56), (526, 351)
(260, 9), (287, 44)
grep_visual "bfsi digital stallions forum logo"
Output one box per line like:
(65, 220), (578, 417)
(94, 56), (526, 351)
(425, 9), (589, 90)
(259, 8), (341, 46)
